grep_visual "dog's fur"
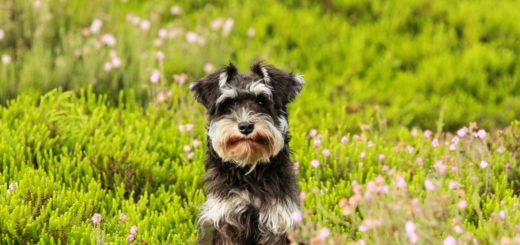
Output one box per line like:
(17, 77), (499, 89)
(190, 62), (304, 244)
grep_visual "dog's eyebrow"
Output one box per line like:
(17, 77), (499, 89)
(247, 80), (272, 98)
(215, 70), (239, 105)
(216, 87), (238, 105)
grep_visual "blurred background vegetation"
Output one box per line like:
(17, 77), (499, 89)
(1, 0), (519, 132)
(1, 0), (520, 244)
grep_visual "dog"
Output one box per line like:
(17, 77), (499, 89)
(189, 61), (304, 244)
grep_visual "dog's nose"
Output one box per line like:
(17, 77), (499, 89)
(238, 122), (255, 135)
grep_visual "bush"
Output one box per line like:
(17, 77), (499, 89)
(0, 90), (519, 243)
(1, 0), (519, 243)
(0, 0), (519, 130)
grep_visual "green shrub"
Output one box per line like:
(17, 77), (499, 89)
(1, 0), (519, 129)
(0, 90), (518, 243)
(1, 0), (519, 243)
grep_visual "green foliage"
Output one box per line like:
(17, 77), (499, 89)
(1, 0), (519, 130)
(0, 0), (519, 244)
(0, 90), (203, 243)
(0, 90), (519, 244)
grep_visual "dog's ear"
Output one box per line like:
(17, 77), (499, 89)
(190, 63), (238, 110)
(251, 62), (304, 105)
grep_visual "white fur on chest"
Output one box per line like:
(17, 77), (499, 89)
(198, 190), (299, 234)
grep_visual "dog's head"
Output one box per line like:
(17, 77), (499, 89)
(190, 62), (304, 166)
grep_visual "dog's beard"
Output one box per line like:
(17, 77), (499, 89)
(208, 112), (284, 166)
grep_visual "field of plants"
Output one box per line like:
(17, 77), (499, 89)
(0, 0), (519, 244)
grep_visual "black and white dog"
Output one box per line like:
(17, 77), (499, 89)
(190, 62), (304, 244)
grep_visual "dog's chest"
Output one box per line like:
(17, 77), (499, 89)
(199, 189), (299, 234)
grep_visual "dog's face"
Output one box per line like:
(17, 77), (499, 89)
(190, 62), (304, 166)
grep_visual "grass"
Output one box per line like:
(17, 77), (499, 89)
(0, 0), (519, 244)
(1, 90), (518, 244)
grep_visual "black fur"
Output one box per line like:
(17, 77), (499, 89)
(191, 62), (303, 245)
(202, 147), (298, 244)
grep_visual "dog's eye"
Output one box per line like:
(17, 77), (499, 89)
(256, 96), (267, 106)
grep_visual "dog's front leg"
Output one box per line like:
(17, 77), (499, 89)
(257, 199), (299, 245)
(198, 193), (255, 244)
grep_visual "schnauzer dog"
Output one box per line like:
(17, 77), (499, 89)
(190, 62), (304, 244)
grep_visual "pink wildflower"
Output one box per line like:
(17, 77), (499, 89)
(497, 146), (505, 154)
(435, 160), (448, 175)
(156, 51), (165, 61)
(449, 144), (457, 151)
(317, 227), (331, 241)
(170, 5), (181, 15)
(101, 34), (116, 46)
(411, 128), (418, 136)
(103, 62), (113, 72)
(424, 180), (435, 191)
(293, 161), (299, 170)
(396, 177), (407, 189)
(341, 136), (349, 144)
(443, 236), (457, 245)
(299, 192), (307, 201)
(139, 20), (151, 30)
(127, 234), (135, 242)
(204, 63), (214, 73)
(158, 28), (168, 38)
(342, 206), (353, 216)
(476, 129), (486, 139)
(2, 54), (11, 64)
(457, 127), (468, 137)
(424, 130), (433, 138)
(211, 18), (223, 30)
(91, 213), (102, 224)
(222, 18), (234, 36)
(119, 213), (128, 222)
(291, 211), (303, 222)
(405, 221), (419, 244)
(310, 160), (320, 168)
(452, 136), (460, 144)
(322, 149), (331, 157)
(407, 146), (415, 153)
(308, 129), (318, 138)
(90, 19), (102, 33)
(150, 70), (160, 83)
(480, 160), (488, 169)
(186, 32), (198, 43)
(173, 74), (188, 85)
(458, 200), (467, 209)
(360, 152), (366, 159)
(416, 157), (423, 165)
(378, 154), (385, 161)
(448, 181), (461, 190)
